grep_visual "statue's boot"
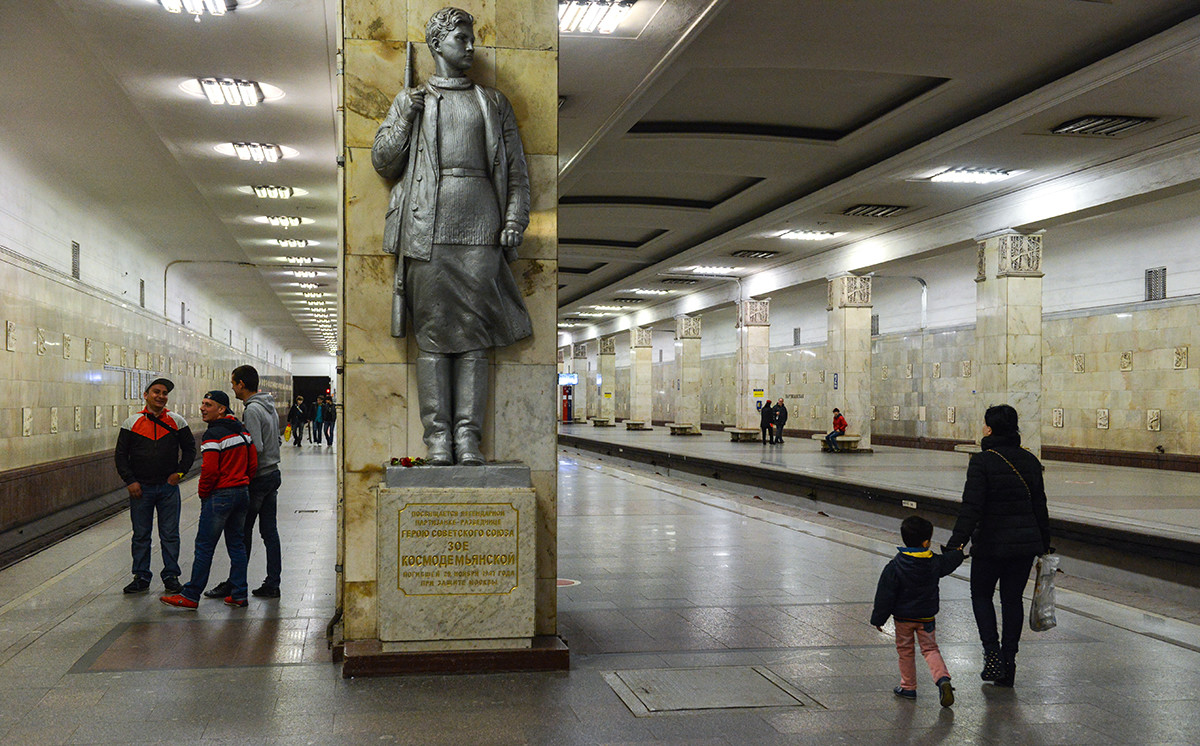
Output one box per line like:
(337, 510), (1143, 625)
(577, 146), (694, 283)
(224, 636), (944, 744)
(416, 353), (454, 465)
(453, 351), (488, 466)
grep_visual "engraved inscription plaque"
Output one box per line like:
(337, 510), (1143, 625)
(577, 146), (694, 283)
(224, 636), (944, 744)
(397, 502), (520, 596)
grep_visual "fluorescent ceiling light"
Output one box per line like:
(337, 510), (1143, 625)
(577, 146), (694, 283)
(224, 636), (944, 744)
(214, 142), (296, 162)
(240, 185), (305, 198)
(576, 312), (608, 317)
(285, 256), (315, 264)
(294, 282), (320, 289)
(292, 270), (318, 278)
(630, 288), (671, 295)
(690, 266), (739, 275)
(181, 78), (283, 104)
(559, 1), (633, 34)
(779, 230), (845, 241)
(930, 167), (1015, 184)
(258, 215), (306, 227)
(591, 305), (631, 311)
(277, 239), (312, 249)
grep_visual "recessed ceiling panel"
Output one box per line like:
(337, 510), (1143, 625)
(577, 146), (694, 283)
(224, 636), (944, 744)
(566, 172), (762, 206)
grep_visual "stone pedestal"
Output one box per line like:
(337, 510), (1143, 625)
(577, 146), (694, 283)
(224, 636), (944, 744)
(975, 231), (1044, 456)
(827, 275), (873, 449)
(674, 315), (701, 433)
(629, 327), (653, 423)
(735, 301), (770, 429)
(598, 336), (616, 421)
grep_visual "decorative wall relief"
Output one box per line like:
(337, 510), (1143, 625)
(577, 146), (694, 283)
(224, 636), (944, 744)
(996, 233), (1044, 277)
(556, 347), (564, 364)
(103, 343), (113, 365)
(1097, 408), (1110, 429)
(50, 407), (59, 434)
(599, 336), (615, 355)
(676, 315), (701, 339)
(572, 343), (587, 360)
(73, 406), (81, 432)
(94, 406), (103, 429)
(22, 407), (32, 436)
(1052, 408), (1064, 428)
(1147, 409), (1161, 432)
(120, 347), (127, 367)
(905, 363), (913, 379)
(871, 405), (877, 420)
(932, 362), (941, 379)
(112, 405), (120, 426)
(818, 370), (826, 384)
(975, 242), (987, 282)
(85, 338), (93, 362)
(810, 405), (817, 420)
(36, 328), (46, 356)
(785, 372), (791, 384)
(770, 374), (775, 386)
(632, 327), (653, 348)
(1174, 346), (1189, 370)
(6, 321), (16, 352)
(63, 334), (71, 359)
(801, 371), (808, 384)
(1119, 351), (1133, 372)
(738, 299), (770, 327)
(946, 406), (956, 424)
(960, 360), (972, 378)
(1072, 354), (1085, 373)
(891, 405), (901, 420)
(881, 365), (889, 381)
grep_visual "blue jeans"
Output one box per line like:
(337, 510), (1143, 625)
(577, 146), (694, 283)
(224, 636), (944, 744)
(182, 487), (249, 602)
(825, 429), (845, 450)
(239, 470), (282, 589)
(323, 421), (335, 445)
(129, 483), (181, 581)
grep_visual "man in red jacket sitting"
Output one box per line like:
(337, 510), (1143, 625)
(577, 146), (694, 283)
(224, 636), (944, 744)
(161, 390), (257, 610)
(825, 408), (849, 452)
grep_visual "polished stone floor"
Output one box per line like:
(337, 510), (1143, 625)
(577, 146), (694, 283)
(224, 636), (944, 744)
(0, 443), (1198, 744)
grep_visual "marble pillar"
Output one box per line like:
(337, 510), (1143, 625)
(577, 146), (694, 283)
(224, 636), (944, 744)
(735, 300), (770, 429)
(572, 342), (590, 421)
(674, 315), (701, 432)
(629, 327), (654, 423)
(339, 0), (559, 655)
(598, 336), (616, 420)
(975, 231), (1044, 456)
(827, 275), (872, 448)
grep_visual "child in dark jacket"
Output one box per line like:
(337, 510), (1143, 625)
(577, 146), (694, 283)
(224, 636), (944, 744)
(871, 515), (964, 706)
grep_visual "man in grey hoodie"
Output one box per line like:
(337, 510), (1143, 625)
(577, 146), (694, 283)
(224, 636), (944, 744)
(205, 365), (284, 599)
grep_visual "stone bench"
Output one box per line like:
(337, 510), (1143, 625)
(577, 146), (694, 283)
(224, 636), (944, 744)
(667, 423), (701, 436)
(811, 433), (863, 452)
(591, 417), (615, 427)
(726, 428), (760, 442)
(624, 420), (652, 431)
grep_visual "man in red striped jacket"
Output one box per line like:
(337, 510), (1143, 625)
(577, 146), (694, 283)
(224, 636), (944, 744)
(161, 390), (257, 610)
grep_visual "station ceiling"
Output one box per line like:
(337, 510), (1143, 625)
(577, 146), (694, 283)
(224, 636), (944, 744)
(4, 1), (1200, 354)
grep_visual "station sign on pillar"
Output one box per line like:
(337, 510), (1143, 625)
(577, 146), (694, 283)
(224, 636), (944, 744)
(629, 327), (654, 423)
(598, 336), (616, 421)
(572, 342), (591, 420)
(826, 274), (873, 449)
(735, 300), (770, 430)
(975, 231), (1044, 456)
(674, 315), (702, 434)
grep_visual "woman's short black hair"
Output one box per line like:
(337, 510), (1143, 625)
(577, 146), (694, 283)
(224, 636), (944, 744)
(984, 404), (1019, 436)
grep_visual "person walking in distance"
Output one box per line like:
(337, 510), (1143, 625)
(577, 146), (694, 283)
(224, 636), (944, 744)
(772, 398), (789, 444)
(306, 395), (321, 444)
(322, 394), (337, 446)
(287, 396), (306, 447)
(759, 399), (775, 444)
(114, 378), (195, 594)
(205, 366), (283, 601)
(826, 408), (848, 452)
(161, 391), (257, 610)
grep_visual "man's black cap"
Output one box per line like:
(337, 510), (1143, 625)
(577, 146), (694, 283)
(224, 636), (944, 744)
(203, 390), (231, 410)
(145, 377), (174, 393)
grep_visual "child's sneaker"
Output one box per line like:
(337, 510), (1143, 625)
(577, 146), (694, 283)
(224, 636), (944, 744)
(893, 686), (916, 700)
(937, 676), (954, 707)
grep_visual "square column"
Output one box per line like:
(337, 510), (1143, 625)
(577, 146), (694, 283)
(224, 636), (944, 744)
(598, 336), (616, 420)
(827, 275), (872, 448)
(674, 315), (702, 433)
(975, 231), (1044, 456)
(735, 301), (770, 429)
(629, 327), (653, 423)
(572, 342), (591, 420)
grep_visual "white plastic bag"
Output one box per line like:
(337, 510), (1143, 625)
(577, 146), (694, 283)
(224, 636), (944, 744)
(1029, 553), (1059, 632)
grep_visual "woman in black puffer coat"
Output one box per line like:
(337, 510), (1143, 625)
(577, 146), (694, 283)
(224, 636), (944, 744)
(948, 404), (1051, 688)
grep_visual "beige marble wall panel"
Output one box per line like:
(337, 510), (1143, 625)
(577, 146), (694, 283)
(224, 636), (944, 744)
(408, 0), (497, 47)
(492, 362), (556, 471)
(495, 49), (558, 156)
(345, 0), (408, 41)
(345, 148), (392, 257)
(343, 39), (407, 149)
(494, 259), (557, 366)
(496, 0), (557, 50)
(344, 255), (408, 364)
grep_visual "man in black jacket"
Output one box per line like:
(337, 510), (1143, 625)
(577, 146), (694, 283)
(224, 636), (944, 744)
(759, 399), (775, 444)
(114, 378), (195, 594)
(772, 398), (788, 444)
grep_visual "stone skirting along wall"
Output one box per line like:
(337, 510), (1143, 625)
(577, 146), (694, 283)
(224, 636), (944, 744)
(0, 252), (290, 534)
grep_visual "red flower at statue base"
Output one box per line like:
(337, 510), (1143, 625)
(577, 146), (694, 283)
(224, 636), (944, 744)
(390, 456), (428, 468)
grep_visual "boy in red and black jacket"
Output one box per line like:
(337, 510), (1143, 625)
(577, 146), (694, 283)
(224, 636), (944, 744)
(161, 390), (257, 610)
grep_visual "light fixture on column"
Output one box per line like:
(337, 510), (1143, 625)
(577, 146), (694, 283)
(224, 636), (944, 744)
(559, 1), (634, 34)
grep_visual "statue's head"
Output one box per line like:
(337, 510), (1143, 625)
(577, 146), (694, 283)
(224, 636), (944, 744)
(426, 7), (475, 73)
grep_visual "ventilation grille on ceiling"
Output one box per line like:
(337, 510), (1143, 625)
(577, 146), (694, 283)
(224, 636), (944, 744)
(71, 241), (80, 279)
(871, 314), (880, 336)
(731, 250), (778, 259)
(1145, 267), (1166, 301)
(660, 278), (698, 285)
(843, 204), (909, 218)
(1051, 115), (1155, 137)
(562, 317), (586, 324)
(139, 279), (145, 308)
(611, 297), (643, 304)
(793, 327), (802, 347)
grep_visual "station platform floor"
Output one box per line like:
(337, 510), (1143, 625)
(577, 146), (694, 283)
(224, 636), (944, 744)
(2, 443), (1199, 744)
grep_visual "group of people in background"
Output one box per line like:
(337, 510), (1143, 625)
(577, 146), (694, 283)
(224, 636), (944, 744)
(114, 366), (317, 609)
(288, 394), (337, 447)
(758, 397), (790, 444)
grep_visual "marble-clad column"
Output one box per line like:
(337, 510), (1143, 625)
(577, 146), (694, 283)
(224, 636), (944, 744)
(735, 300), (770, 430)
(598, 336), (616, 420)
(339, 0), (559, 657)
(629, 327), (654, 423)
(673, 315), (701, 433)
(975, 231), (1044, 456)
(827, 275), (872, 449)
(572, 342), (590, 421)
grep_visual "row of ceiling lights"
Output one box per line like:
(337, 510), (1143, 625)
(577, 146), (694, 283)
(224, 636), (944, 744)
(159, 0), (334, 352)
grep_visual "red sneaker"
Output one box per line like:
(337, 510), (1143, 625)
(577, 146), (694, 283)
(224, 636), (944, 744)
(160, 594), (198, 609)
(224, 596), (248, 608)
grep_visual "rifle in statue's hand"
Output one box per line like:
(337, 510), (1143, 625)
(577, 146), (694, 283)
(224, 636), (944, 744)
(390, 41), (416, 339)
